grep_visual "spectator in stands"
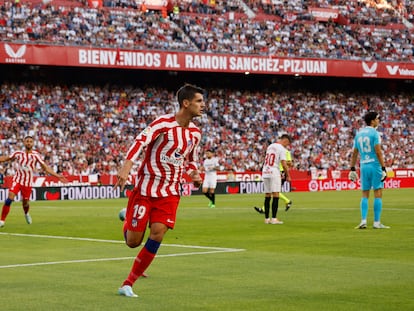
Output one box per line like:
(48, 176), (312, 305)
(0, 82), (413, 176)
(0, 1), (412, 61)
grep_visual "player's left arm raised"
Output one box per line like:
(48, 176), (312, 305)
(41, 163), (68, 183)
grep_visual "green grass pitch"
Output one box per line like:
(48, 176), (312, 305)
(1, 189), (413, 311)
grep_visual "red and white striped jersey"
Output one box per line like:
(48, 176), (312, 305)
(126, 114), (201, 197)
(10, 150), (46, 187)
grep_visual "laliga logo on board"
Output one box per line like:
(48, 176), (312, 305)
(308, 180), (319, 192)
(4, 44), (27, 63)
(308, 180), (357, 192)
(361, 62), (377, 77)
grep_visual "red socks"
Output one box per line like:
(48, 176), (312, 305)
(123, 238), (160, 286)
(1, 205), (10, 221)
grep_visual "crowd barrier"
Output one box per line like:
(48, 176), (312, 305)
(0, 178), (412, 201)
(2, 168), (414, 189)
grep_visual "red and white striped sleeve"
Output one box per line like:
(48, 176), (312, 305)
(185, 124), (202, 176)
(125, 115), (170, 162)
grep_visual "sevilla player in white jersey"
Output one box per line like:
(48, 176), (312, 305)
(0, 136), (68, 227)
(261, 134), (292, 225)
(202, 149), (220, 208)
(115, 84), (205, 298)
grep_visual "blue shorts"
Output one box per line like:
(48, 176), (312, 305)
(360, 164), (383, 191)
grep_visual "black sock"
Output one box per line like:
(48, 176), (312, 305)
(272, 197), (279, 218)
(264, 197), (271, 218)
(211, 193), (215, 204)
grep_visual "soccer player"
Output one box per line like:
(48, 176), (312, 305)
(114, 84), (205, 298)
(254, 148), (293, 214)
(0, 167), (4, 188)
(260, 134), (292, 224)
(349, 111), (389, 229)
(0, 136), (68, 227)
(201, 149), (220, 208)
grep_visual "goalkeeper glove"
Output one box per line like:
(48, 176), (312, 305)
(348, 167), (358, 182)
(381, 167), (387, 182)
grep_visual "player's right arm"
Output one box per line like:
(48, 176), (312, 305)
(115, 159), (134, 191)
(349, 141), (360, 181)
(115, 119), (162, 190)
(114, 133), (148, 191)
(350, 147), (359, 168)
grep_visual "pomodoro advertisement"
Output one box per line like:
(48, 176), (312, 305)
(0, 178), (412, 201)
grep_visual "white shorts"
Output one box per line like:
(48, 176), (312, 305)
(202, 175), (217, 189)
(263, 176), (282, 193)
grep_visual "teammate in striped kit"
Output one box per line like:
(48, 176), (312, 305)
(115, 84), (205, 298)
(0, 136), (68, 227)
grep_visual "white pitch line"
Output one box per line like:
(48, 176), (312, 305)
(0, 232), (124, 244)
(0, 232), (245, 251)
(0, 250), (242, 269)
(0, 232), (245, 269)
(0, 257), (135, 269)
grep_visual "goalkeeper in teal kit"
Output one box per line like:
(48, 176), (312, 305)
(349, 111), (389, 229)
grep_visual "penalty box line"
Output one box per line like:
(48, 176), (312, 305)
(0, 232), (245, 269)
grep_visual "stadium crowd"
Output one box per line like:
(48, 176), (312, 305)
(0, 0), (413, 62)
(0, 0), (413, 177)
(0, 81), (412, 177)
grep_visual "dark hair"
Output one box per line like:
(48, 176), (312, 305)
(364, 111), (379, 125)
(280, 134), (292, 142)
(176, 83), (205, 106)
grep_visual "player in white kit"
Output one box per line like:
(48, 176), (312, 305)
(261, 134), (292, 224)
(201, 149), (220, 208)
